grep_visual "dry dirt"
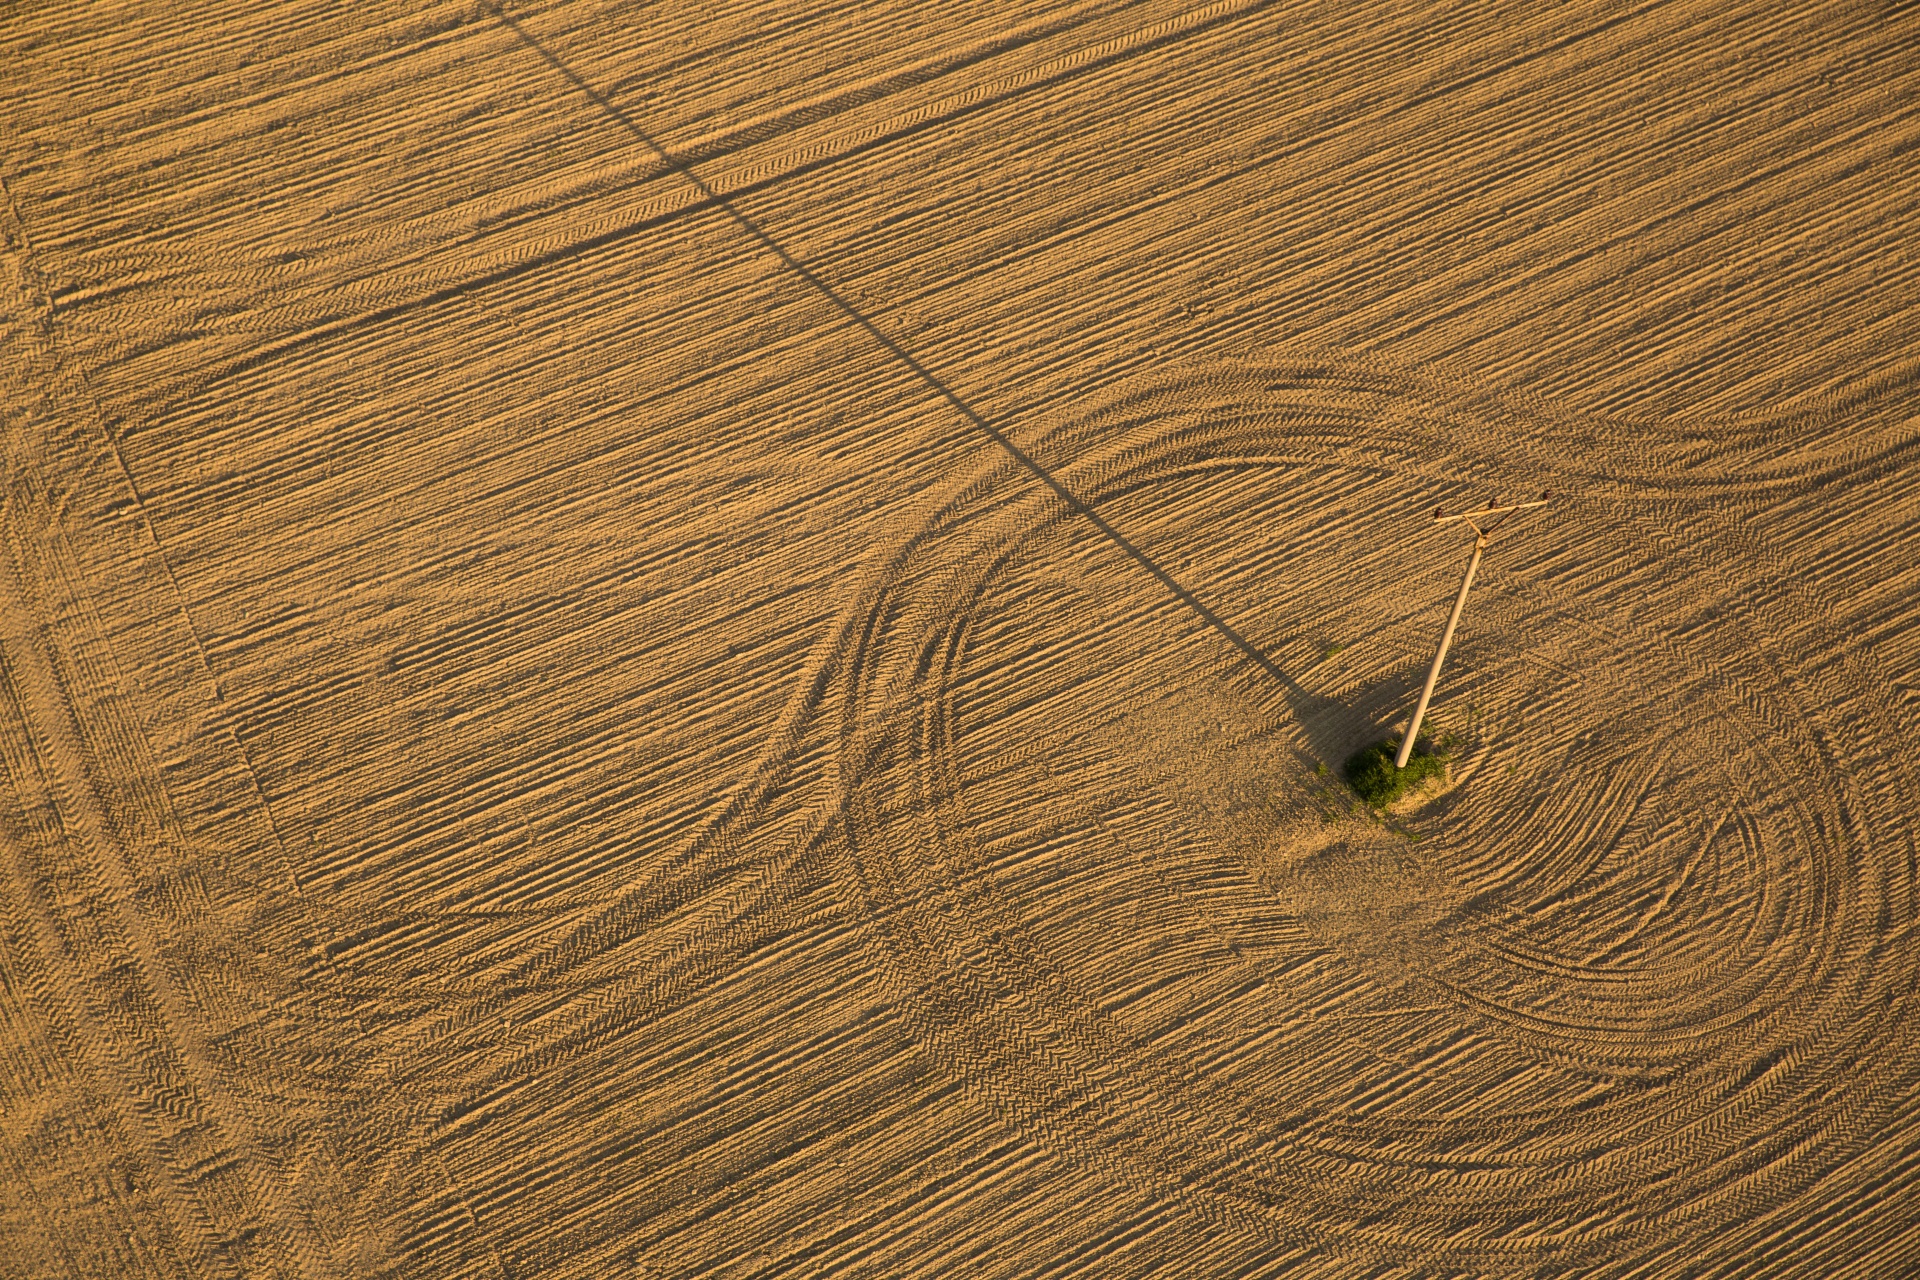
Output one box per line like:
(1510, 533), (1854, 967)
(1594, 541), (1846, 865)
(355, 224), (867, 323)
(3, 1), (1919, 1276)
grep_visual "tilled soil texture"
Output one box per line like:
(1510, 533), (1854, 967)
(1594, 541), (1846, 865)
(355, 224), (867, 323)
(3, 2), (1918, 1278)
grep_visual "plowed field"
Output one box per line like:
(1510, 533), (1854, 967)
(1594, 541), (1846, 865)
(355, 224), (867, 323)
(3, 2), (1918, 1276)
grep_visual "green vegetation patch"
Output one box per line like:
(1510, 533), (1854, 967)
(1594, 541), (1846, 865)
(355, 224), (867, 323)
(1344, 735), (1450, 807)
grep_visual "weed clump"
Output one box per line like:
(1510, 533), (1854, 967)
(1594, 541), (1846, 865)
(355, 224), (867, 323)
(1344, 735), (1450, 807)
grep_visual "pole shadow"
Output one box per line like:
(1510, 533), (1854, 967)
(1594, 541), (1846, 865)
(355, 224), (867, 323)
(484, 2), (1345, 737)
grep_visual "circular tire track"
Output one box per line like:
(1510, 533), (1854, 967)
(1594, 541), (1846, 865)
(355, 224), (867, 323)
(816, 357), (1920, 1269)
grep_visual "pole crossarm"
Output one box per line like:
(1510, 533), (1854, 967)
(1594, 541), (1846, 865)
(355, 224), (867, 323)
(1433, 498), (1549, 525)
(1393, 490), (1552, 770)
(1434, 496), (1550, 541)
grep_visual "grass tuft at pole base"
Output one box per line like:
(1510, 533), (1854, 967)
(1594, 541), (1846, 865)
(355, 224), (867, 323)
(1344, 734), (1451, 807)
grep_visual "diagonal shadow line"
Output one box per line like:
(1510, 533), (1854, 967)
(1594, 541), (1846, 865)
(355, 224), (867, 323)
(193, 0), (1253, 399)
(484, 1), (1305, 699)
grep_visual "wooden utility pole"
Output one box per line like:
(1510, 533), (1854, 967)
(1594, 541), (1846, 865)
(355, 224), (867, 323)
(1394, 492), (1551, 769)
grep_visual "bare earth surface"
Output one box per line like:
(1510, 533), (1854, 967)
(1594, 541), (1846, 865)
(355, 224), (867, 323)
(3, 1), (1919, 1276)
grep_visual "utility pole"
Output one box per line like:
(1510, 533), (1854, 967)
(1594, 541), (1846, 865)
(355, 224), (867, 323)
(1394, 492), (1551, 770)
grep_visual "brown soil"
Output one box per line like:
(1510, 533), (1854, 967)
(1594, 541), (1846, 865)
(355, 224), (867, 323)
(3, 2), (1917, 1276)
